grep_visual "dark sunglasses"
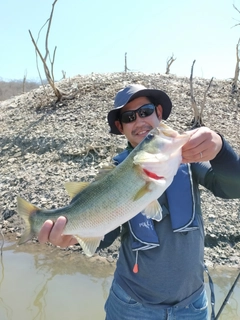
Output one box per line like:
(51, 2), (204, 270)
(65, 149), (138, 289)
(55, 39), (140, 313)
(119, 104), (156, 124)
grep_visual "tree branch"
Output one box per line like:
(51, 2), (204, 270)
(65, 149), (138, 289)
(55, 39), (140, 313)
(190, 60), (200, 127)
(200, 77), (213, 119)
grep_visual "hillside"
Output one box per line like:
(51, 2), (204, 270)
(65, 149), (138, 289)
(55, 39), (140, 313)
(0, 72), (239, 267)
(0, 79), (40, 101)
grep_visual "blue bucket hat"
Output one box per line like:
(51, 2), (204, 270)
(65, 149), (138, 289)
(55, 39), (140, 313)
(107, 84), (172, 135)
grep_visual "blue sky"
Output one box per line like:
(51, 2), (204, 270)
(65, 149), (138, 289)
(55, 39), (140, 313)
(1, 0), (240, 81)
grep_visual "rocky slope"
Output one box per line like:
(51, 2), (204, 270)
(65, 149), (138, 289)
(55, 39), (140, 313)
(0, 72), (239, 267)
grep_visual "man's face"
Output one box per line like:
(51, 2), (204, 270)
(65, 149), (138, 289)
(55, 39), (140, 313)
(114, 97), (163, 147)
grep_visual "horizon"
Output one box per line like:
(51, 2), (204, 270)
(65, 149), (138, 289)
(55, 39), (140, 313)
(0, 69), (236, 84)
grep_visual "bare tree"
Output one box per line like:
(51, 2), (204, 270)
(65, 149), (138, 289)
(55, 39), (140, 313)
(231, 5), (240, 93)
(22, 70), (27, 93)
(232, 38), (240, 93)
(189, 60), (213, 128)
(29, 0), (71, 102)
(165, 54), (176, 74)
(124, 52), (130, 72)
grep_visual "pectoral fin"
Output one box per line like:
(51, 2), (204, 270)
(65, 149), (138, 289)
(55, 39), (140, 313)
(74, 235), (103, 257)
(142, 200), (163, 221)
(133, 182), (151, 201)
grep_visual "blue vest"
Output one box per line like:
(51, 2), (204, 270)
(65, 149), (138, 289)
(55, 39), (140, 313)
(113, 150), (199, 250)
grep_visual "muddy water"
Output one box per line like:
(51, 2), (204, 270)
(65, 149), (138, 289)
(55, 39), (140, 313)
(0, 238), (239, 320)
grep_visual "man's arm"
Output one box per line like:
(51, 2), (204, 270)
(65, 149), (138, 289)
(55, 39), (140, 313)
(204, 137), (240, 198)
(182, 127), (240, 199)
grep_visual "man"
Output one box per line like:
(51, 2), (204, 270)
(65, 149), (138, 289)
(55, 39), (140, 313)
(38, 84), (240, 320)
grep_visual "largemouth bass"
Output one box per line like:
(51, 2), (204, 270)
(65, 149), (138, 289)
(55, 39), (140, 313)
(17, 123), (189, 256)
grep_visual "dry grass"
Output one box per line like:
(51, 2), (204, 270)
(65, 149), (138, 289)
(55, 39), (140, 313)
(0, 80), (41, 101)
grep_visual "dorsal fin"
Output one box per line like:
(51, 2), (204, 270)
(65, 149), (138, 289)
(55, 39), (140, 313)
(95, 165), (115, 180)
(64, 182), (90, 199)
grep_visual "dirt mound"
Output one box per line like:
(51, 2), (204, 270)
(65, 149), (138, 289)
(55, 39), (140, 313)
(0, 72), (239, 266)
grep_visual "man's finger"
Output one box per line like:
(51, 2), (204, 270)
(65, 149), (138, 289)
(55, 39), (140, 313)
(48, 216), (67, 244)
(38, 219), (54, 243)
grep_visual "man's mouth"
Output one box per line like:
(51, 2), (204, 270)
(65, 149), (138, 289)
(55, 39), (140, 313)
(138, 130), (148, 135)
(132, 126), (152, 136)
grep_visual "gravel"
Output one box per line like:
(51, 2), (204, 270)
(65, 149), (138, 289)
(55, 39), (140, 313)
(0, 72), (239, 267)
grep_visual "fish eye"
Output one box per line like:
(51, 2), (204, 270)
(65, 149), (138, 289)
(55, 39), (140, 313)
(148, 132), (154, 138)
(145, 132), (154, 141)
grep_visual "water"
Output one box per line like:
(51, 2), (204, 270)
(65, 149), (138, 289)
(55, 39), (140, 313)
(205, 269), (240, 320)
(0, 237), (239, 320)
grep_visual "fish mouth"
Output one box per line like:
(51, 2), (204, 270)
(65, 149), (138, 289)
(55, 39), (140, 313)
(143, 168), (165, 180)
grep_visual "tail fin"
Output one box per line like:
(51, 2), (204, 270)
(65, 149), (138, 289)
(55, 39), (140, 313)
(17, 196), (39, 244)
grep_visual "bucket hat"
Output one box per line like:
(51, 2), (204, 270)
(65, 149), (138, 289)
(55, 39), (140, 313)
(108, 84), (172, 135)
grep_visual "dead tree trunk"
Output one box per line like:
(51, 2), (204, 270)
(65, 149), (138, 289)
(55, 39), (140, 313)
(124, 52), (130, 72)
(189, 60), (213, 128)
(22, 70), (27, 93)
(232, 38), (240, 94)
(165, 54), (176, 74)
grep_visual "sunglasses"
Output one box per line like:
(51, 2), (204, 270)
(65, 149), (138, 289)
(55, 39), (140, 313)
(119, 104), (156, 124)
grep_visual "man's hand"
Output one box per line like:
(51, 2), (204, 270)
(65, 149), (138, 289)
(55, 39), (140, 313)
(38, 216), (78, 248)
(181, 127), (223, 163)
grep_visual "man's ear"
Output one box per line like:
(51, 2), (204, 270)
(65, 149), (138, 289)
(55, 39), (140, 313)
(115, 120), (124, 134)
(156, 105), (163, 120)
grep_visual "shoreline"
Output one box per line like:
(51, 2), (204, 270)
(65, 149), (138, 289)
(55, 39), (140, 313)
(1, 216), (239, 269)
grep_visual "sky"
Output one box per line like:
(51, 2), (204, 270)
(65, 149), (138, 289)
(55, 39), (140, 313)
(1, 0), (240, 82)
